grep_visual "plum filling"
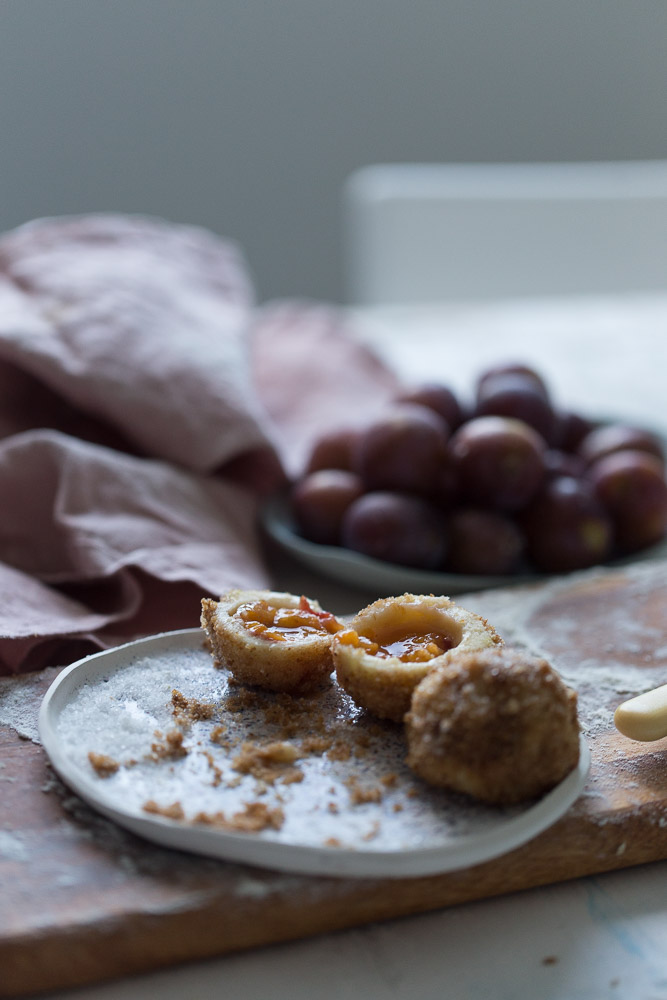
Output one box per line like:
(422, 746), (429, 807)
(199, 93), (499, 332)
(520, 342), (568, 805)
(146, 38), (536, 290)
(336, 628), (457, 663)
(235, 597), (343, 642)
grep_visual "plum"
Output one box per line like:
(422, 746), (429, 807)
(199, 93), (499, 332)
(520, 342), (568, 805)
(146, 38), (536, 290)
(475, 373), (557, 442)
(578, 424), (664, 467)
(476, 363), (550, 399)
(553, 410), (599, 453)
(588, 449), (667, 552)
(444, 508), (525, 575)
(396, 382), (465, 430)
(304, 427), (360, 474)
(341, 491), (447, 568)
(291, 469), (364, 545)
(353, 403), (450, 495)
(522, 476), (613, 572)
(449, 416), (546, 511)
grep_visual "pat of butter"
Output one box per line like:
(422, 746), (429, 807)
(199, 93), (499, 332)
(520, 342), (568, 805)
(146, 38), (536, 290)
(614, 683), (667, 742)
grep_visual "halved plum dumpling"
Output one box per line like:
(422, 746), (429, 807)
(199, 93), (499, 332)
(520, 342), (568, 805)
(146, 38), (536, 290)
(332, 593), (502, 721)
(201, 589), (344, 693)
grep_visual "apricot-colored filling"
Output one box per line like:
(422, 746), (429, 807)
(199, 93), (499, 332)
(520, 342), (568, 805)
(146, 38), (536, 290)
(235, 597), (343, 642)
(336, 628), (456, 663)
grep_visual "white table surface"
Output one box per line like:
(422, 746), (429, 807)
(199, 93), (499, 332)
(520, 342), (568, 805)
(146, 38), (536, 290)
(350, 293), (667, 437)
(45, 293), (667, 1000)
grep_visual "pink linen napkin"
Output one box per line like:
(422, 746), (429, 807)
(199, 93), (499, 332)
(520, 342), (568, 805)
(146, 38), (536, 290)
(0, 215), (399, 673)
(250, 300), (402, 478)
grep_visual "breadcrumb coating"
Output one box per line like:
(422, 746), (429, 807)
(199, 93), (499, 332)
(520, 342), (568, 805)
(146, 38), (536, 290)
(406, 646), (580, 804)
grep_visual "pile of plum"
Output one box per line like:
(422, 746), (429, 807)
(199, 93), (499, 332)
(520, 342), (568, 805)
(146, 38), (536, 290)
(289, 363), (667, 576)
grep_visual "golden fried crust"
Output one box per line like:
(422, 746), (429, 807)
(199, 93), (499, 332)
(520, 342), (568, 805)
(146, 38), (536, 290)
(405, 647), (580, 804)
(332, 593), (502, 722)
(200, 589), (338, 694)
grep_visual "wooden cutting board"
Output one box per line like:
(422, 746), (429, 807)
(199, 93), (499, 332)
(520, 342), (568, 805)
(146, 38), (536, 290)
(1, 559), (666, 998)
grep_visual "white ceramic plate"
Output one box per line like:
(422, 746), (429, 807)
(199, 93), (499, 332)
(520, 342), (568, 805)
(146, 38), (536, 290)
(261, 492), (667, 597)
(39, 629), (590, 880)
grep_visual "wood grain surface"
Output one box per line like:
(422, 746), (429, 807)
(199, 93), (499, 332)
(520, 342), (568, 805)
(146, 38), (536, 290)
(1, 559), (666, 998)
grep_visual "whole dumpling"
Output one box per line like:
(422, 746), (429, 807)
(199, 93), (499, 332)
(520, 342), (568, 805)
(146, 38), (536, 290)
(405, 646), (580, 804)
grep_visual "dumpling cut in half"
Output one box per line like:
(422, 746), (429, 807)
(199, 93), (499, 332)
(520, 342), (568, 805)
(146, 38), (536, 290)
(201, 589), (344, 693)
(331, 593), (502, 721)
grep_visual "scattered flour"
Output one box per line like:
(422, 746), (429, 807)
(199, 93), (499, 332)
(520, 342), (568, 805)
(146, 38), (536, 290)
(0, 667), (60, 743)
(0, 830), (30, 862)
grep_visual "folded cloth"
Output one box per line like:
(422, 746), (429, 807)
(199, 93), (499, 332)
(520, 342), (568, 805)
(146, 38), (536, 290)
(250, 300), (402, 478)
(0, 214), (272, 472)
(0, 215), (399, 673)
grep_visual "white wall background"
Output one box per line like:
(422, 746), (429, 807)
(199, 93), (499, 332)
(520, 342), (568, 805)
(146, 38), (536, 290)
(1, 0), (667, 303)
